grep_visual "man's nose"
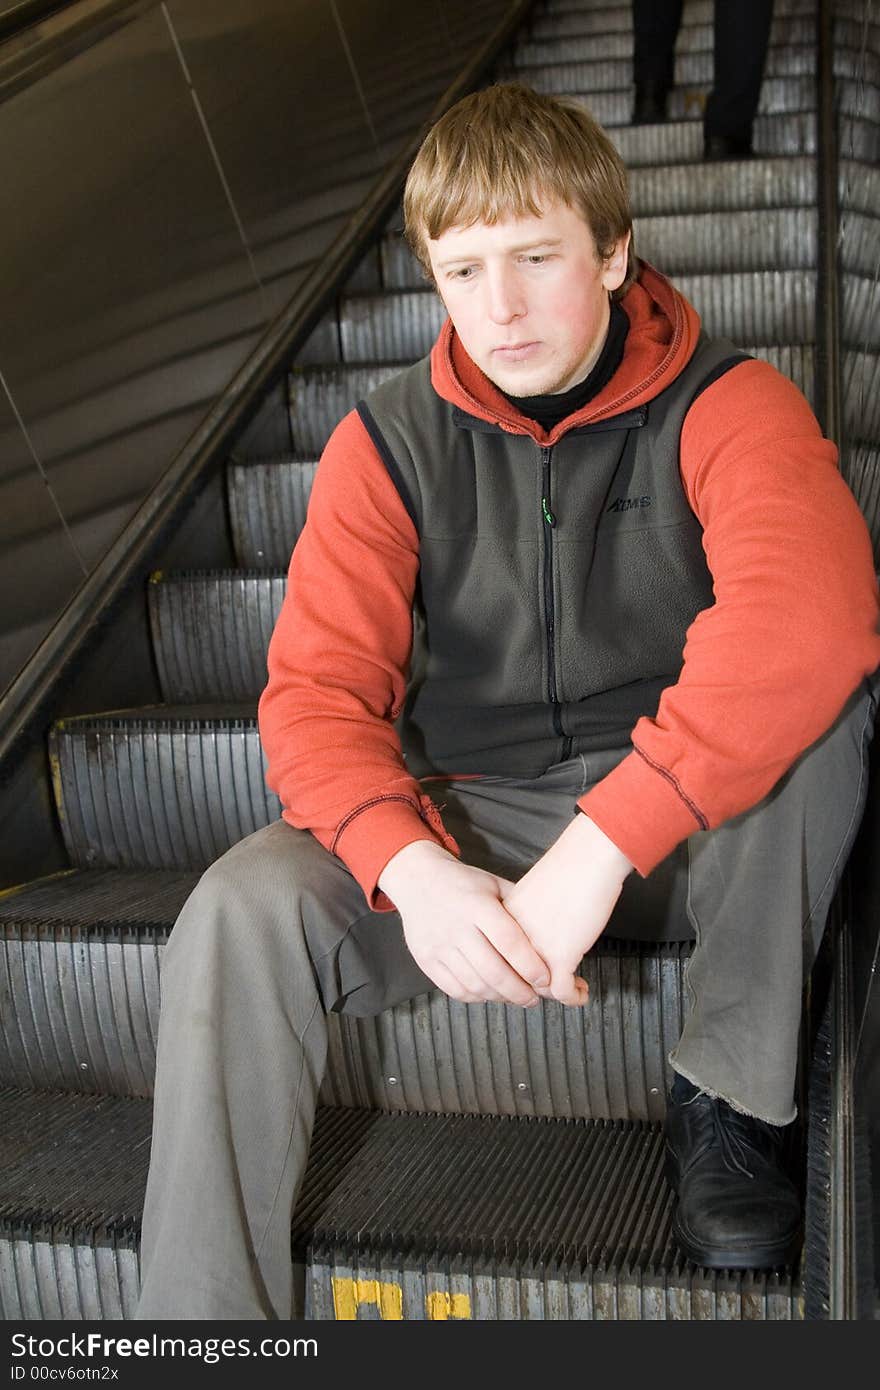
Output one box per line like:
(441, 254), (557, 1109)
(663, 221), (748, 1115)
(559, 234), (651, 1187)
(486, 265), (525, 324)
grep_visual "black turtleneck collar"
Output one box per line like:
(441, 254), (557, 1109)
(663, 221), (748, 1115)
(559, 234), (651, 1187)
(499, 299), (629, 432)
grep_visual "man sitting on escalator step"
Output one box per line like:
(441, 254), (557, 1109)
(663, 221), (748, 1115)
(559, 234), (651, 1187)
(136, 82), (880, 1319)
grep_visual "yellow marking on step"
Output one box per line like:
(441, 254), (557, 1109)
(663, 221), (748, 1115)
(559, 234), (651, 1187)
(0, 868), (77, 900)
(331, 1277), (403, 1320)
(49, 745), (66, 825)
(426, 1290), (472, 1320)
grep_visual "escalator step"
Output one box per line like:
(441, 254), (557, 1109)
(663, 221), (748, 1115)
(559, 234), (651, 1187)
(501, 45), (818, 93)
(0, 869), (196, 1098)
(0, 1090), (148, 1319)
(288, 344), (818, 454)
(839, 214), (880, 279)
(290, 311), (340, 366)
(298, 1108), (802, 1320)
(842, 274), (880, 349)
(530, 0), (813, 41)
(49, 711), (276, 872)
(636, 211), (817, 274)
(839, 161), (880, 218)
(512, 15), (820, 64)
(0, 867), (690, 1119)
(608, 112), (817, 165)
(288, 362), (401, 455)
(148, 570), (286, 703)
(0, 1091), (802, 1321)
(836, 115), (880, 167)
(321, 942), (690, 1123)
(844, 350), (880, 441)
(227, 456), (317, 567)
(538, 75), (818, 122)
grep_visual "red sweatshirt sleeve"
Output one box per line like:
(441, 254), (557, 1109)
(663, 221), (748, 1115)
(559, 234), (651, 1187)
(579, 358), (880, 874)
(258, 410), (459, 910)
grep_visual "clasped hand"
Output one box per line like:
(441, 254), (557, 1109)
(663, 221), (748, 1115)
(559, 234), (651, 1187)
(377, 815), (634, 1008)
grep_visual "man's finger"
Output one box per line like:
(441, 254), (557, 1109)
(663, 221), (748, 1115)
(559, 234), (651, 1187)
(550, 969), (589, 1007)
(478, 897), (552, 989)
(426, 957), (484, 1005)
(458, 936), (540, 1008)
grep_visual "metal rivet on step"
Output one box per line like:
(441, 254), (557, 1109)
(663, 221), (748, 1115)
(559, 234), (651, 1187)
(650, 1087), (659, 1094)
(387, 1076), (398, 1085)
(517, 1082), (529, 1091)
(80, 1063), (88, 1070)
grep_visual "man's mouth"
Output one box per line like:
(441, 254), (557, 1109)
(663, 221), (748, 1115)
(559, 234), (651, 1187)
(492, 342), (541, 361)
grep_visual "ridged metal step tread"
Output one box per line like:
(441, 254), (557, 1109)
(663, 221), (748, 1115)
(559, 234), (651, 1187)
(502, 44), (821, 90)
(0, 870), (195, 1097)
(0, 1088), (150, 1243)
(0, 1090), (803, 1278)
(50, 711), (275, 873)
(299, 1108), (802, 1320)
(530, 0), (814, 41)
(513, 18), (821, 65)
(0, 893), (690, 1115)
(608, 112), (817, 165)
(227, 456), (318, 567)
(0, 867), (196, 937)
(52, 704), (257, 729)
(0, 1092), (803, 1319)
(535, 76), (821, 122)
(148, 570), (286, 703)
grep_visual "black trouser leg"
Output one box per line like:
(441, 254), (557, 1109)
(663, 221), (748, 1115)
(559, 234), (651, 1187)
(632, 0), (683, 89)
(705, 0), (774, 141)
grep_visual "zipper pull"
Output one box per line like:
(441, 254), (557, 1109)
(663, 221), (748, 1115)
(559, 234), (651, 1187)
(541, 496), (556, 527)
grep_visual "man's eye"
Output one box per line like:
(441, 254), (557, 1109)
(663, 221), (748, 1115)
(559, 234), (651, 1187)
(453, 267), (476, 280)
(525, 254), (547, 265)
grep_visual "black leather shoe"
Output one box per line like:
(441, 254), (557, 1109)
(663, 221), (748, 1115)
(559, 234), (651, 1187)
(664, 1074), (802, 1268)
(633, 80), (669, 125)
(703, 130), (754, 160)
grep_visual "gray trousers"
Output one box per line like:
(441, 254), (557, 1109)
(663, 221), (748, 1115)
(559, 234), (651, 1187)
(135, 678), (877, 1320)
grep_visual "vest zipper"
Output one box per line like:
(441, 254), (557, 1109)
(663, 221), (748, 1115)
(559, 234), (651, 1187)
(541, 446), (572, 759)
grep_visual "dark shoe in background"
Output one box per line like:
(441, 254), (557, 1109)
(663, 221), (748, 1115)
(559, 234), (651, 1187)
(703, 129), (754, 160)
(633, 79), (669, 124)
(664, 1073), (802, 1269)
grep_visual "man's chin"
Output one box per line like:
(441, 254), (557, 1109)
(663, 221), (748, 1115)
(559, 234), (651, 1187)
(482, 362), (559, 397)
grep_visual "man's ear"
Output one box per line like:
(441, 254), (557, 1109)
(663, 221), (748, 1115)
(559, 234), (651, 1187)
(601, 230), (631, 292)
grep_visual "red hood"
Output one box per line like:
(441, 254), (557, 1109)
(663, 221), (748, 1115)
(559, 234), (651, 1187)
(428, 261), (702, 445)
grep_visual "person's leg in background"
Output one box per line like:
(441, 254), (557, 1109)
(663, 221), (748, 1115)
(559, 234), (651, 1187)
(632, 0), (684, 123)
(704, 0), (774, 157)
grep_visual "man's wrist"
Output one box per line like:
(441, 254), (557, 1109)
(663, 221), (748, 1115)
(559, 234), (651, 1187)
(377, 838), (453, 901)
(559, 811), (635, 882)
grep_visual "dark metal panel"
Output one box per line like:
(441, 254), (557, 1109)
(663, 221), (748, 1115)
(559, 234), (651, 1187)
(162, 0), (382, 319)
(0, 389), (85, 696)
(0, 2), (265, 686)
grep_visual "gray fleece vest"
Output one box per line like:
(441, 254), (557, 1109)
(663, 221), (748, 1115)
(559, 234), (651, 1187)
(357, 333), (748, 778)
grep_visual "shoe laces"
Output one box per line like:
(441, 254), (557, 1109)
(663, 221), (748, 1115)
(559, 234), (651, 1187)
(684, 1090), (781, 1180)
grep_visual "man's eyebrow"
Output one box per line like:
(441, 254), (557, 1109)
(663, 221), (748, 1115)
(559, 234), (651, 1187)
(435, 237), (565, 268)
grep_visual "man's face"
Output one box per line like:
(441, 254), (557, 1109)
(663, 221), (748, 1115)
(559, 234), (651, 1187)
(426, 198), (630, 397)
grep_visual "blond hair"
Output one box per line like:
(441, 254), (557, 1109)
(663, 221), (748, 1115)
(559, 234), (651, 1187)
(403, 82), (637, 296)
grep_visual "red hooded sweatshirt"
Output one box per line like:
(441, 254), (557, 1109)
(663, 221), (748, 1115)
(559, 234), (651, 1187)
(259, 265), (880, 910)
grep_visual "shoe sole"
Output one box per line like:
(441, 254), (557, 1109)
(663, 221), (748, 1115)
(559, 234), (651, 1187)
(665, 1150), (803, 1270)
